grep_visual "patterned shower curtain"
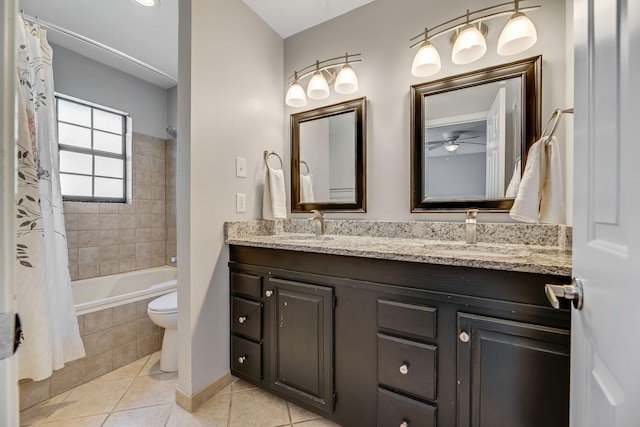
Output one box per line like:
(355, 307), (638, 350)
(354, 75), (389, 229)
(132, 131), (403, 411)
(16, 17), (85, 381)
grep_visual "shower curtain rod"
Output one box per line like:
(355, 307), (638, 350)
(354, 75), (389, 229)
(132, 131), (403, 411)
(21, 12), (177, 84)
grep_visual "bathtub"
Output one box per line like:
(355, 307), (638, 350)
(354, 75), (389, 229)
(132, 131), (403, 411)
(72, 266), (177, 315)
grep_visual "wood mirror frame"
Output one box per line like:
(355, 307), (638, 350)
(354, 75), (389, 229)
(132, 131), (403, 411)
(410, 56), (541, 212)
(291, 97), (367, 212)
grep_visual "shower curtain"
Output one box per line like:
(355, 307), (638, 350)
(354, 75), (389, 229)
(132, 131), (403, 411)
(16, 17), (85, 381)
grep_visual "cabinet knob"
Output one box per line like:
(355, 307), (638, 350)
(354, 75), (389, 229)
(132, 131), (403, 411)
(238, 316), (247, 324)
(399, 363), (409, 375)
(265, 290), (273, 298)
(238, 356), (246, 364)
(459, 331), (470, 343)
(400, 422), (409, 427)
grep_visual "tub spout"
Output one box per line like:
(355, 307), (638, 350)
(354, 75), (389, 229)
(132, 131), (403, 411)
(170, 256), (177, 264)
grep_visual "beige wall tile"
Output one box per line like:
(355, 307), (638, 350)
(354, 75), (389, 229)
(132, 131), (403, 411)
(78, 263), (100, 280)
(83, 350), (113, 382)
(100, 214), (118, 230)
(151, 186), (165, 200)
(135, 169), (152, 185)
(118, 244), (136, 260)
(118, 214), (135, 229)
(100, 245), (118, 262)
(136, 200), (153, 214)
(112, 342), (139, 370)
(119, 258), (136, 273)
(166, 242), (176, 261)
(19, 377), (50, 410)
(84, 308), (113, 335)
(136, 257), (152, 270)
(137, 334), (159, 359)
(77, 203), (100, 214)
(99, 204), (119, 214)
(166, 185), (176, 201)
(151, 200), (165, 214)
(136, 214), (152, 229)
(119, 229), (136, 244)
(135, 243), (151, 258)
(77, 314), (84, 336)
(136, 299), (153, 318)
(113, 321), (137, 347)
(118, 203), (135, 214)
(83, 328), (113, 357)
(78, 214), (100, 230)
(78, 231), (100, 248)
(166, 228), (176, 243)
(136, 228), (152, 243)
(151, 158), (165, 176)
(99, 229), (119, 246)
(150, 213), (165, 228)
(68, 248), (79, 266)
(64, 213), (79, 231)
(69, 264), (79, 281)
(78, 247), (100, 265)
(113, 302), (137, 326)
(151, 228), (165, 242)
(151, 241), (165, 257)
(134, 184), (152, 200)
(100, 261), (119, 276)
(151, 256), (165, 267)
(51, 360), (85, 396)
(63, 202), (79, 214)
(136, 317), (158, 339)
(67, 230), (78, 249)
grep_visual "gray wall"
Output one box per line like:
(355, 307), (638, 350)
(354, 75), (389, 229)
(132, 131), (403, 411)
(284, 0), (569, 222)
(52, 44), (169, 139)
(427, 153), (486, 199)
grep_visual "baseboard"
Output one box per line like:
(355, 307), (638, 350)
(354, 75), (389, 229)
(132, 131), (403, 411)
(175, 371), (234, 413)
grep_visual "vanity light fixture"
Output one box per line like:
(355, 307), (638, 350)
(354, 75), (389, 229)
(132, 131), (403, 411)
(444, 142), (460, 152)
(285, 53), (362, 107)
(131, 0), (159, 7)
(410, 0), (540, 77)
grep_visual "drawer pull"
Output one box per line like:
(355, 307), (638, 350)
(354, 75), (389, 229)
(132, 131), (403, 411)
(459, 331), (470, 343)
(238, 316), (247, 324)
(400, 422), (409, 427)
(399, 363), (409, 375)
(265, 290), (273, 298)
(238, 356), (246, 364)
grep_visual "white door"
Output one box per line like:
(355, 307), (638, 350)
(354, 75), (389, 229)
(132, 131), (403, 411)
(571, 0), (640, 426)
(485, 87), (506, 198)
(1, 1), (20, 426)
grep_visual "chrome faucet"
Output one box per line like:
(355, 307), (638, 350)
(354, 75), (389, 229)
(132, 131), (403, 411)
(465, 209), (478, 244)
(311, 210), (325, 236)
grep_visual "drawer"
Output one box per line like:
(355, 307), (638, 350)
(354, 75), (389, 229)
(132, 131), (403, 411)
(231, 297), (262, 341)
(231, 335), (262, 380)
(378, 334), (437, 401)
(231, 272), (262, 299)
(377, 388), (436, 427)
(378, 299), (437, 340)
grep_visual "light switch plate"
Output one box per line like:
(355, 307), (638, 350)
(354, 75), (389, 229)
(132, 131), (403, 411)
(236, 157), (247, 178)
(236, 193), (246, 213)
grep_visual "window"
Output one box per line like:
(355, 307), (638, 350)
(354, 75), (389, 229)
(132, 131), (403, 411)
(56, 95), (129, 202)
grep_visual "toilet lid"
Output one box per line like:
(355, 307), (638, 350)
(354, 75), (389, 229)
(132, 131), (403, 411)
(148, 291), (177, 313)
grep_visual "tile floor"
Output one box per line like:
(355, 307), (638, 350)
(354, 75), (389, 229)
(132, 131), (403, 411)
(20, 352), (340, 427)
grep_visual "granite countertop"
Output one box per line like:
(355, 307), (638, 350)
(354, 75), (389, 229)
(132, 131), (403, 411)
(225, 220), (572, 276)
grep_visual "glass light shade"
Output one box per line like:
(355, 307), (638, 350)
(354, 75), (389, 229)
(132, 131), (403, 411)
(411, 41), (441, 77)
(497, 12), (538, 56)
(307, 71), (330, 100)
(132, 0), (158, 6)
(334, 64), (359, 94)
(444, 143), (459, 152)
(285, 82), (307, 107)
(451, 24), (487, 65)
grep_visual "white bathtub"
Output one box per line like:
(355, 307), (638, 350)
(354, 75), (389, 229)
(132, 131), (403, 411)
(72, 266), (177, 316)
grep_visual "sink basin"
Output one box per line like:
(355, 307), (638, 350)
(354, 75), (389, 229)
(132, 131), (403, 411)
(277, 235), (334, 242)
(422, 243), (529, 258)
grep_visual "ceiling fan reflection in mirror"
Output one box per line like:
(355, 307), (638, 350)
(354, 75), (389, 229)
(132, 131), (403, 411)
(427, 131), (485, 152)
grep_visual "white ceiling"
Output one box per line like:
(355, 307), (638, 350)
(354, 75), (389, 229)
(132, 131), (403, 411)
(242, 0), (375, 39)
(19, 0), (372, 89)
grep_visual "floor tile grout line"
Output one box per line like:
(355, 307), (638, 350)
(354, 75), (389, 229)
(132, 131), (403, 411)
(286, 401), (294, 426)
(227, 385), (234, 427)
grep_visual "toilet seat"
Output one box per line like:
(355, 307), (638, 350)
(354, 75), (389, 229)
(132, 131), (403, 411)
(148, 291), (177, 314)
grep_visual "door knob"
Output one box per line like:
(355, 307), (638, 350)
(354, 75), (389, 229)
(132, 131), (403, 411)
(545, 277), (584, 310)
(459, 331), (470, 343)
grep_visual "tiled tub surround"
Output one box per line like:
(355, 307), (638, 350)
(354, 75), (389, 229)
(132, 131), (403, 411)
(19, 297), (163, 411)
(225, 220), (572, 276)
(64, 132), (178, 281)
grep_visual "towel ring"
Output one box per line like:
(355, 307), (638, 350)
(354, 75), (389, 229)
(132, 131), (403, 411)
(300, 160), (310, 176)
(263, 150), (283, 170)
(542, 108), (574, 142)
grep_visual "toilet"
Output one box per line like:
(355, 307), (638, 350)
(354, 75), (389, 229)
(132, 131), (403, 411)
(147, 291), (178, 372)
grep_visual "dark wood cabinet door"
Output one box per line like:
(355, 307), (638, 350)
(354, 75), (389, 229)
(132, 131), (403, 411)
(268, 278), (334, 414)
(457, 313), (570, 427)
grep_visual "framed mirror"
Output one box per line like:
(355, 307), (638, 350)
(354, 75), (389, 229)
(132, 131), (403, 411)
(291, 97), (366, 212)
(411, 56), (541, 211)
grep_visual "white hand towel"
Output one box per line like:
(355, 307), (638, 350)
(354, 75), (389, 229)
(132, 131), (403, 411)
(300, 173), (315, 203)
(262, 166), (287, 220)
(509, 138), (547, 223)
(539, 137), (565, 224)
(505, 159), (521, 198)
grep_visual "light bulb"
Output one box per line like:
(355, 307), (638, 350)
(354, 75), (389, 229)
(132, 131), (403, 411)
(452, 24), (487, 65)
(444, 143), (459, 152)
(334, 64), (359, 94)
(411, 41), (441, 77)
(307, 71), (330, 100)
(498, 12), (537, 56)
(132, 0), (158, 7)
(285, 82), (307, 107)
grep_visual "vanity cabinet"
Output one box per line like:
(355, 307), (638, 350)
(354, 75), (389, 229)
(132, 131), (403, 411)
(229, 246), (571, 427)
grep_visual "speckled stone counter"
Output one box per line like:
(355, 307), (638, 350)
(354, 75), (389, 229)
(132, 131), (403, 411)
(225, 220), (572, 276)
